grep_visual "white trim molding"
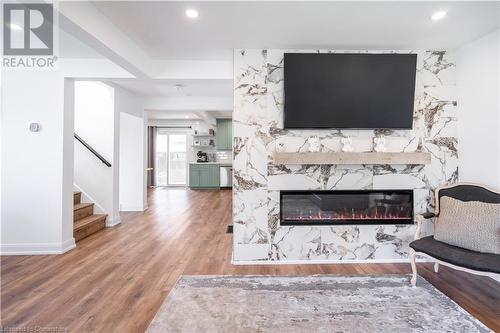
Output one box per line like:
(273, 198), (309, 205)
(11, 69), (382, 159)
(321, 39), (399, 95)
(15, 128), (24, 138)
(0, 238), (76, 255)
(434, 181), (500, 215)
(106, 216), (121, 227)
(232, 258), (432, 265)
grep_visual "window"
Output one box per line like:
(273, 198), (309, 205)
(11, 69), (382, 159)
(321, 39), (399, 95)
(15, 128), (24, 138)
(155, 131), (187, 186)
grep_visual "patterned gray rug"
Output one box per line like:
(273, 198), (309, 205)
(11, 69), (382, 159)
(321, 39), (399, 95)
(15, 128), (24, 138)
(146, 275), (491, 333)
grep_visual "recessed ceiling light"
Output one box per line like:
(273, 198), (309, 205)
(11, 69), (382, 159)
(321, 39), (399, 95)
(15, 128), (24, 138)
(431, 11), (447, 21)
(185, 115), (189, 119)
(185, 9), (199, 19)
(9, 23), (22, 31)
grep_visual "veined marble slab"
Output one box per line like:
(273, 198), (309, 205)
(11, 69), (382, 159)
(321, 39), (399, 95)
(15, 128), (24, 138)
(233, 49), (458, 262)
(273, 152), (431, 165)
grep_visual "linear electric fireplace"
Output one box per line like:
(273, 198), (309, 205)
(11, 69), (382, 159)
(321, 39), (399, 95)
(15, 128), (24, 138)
(280, 190), (414, 226)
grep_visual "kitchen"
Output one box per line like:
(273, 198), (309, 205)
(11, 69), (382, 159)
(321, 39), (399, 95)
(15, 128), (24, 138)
(189, 118), (232, 189)
(147, 112), (232, 190)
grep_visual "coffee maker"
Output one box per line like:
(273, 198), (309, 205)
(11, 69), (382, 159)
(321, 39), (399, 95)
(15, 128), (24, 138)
(196, 151), (208, 162)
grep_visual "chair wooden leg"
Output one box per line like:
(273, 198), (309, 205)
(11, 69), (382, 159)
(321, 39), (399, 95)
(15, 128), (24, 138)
(434, 262), (439, 273)
(410, 249), (417, 287)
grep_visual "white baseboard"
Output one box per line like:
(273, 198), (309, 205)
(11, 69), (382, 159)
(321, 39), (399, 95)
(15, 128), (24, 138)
(119, 204), (148, 212)
(106, 216), (121, 227)
(232, 258), (432, 265)
(1, 238), (76, 255)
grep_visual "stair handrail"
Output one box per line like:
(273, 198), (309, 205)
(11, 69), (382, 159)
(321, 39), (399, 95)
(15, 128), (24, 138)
(74, 133), (112, 167)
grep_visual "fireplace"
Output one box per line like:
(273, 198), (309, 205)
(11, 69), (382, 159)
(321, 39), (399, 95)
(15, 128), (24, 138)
(280, 190), (413, 226)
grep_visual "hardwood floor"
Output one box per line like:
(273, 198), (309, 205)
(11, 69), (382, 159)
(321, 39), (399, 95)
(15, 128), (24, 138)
(1, 188), (499, 332)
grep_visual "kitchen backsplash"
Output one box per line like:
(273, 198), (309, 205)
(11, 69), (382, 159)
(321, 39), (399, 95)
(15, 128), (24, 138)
(216, 150), (233, 163)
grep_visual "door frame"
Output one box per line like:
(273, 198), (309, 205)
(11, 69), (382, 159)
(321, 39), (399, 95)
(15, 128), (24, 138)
(155, 129), (189, 187)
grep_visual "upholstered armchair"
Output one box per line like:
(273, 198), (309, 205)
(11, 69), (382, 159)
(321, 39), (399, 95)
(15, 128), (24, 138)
(409, 183), (500, 286)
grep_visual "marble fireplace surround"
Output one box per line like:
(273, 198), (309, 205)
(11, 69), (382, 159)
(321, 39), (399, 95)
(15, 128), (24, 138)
(233, 49), (458, 263)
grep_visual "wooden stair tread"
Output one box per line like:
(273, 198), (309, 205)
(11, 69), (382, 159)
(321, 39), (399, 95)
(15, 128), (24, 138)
(72, 193), (105, 242)
(74, 214), (107, 231)
(73, 192), (82, 205)
(73, 202), (93, 211)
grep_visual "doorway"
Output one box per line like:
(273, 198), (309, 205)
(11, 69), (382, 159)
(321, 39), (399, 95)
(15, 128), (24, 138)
(155, 130), (188, 186)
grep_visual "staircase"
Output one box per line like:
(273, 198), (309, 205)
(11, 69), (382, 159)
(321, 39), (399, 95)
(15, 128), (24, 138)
(73, 192), (107, 242)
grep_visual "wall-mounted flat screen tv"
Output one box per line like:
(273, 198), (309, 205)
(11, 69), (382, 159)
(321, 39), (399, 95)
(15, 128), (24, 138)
(284, 53), (417, 129)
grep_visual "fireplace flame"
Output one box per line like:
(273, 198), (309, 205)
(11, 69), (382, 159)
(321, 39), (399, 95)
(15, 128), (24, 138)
(289, 207), (411, 221)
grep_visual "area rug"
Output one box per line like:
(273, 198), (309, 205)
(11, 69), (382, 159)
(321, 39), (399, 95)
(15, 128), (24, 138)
(146, 275), (491, 333)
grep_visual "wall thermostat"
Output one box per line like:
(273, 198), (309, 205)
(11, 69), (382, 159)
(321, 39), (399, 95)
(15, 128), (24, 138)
(29, 123), (41, 132)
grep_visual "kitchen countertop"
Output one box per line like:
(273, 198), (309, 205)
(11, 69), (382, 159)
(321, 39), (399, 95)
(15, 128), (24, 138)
(189, 162), (232, 166)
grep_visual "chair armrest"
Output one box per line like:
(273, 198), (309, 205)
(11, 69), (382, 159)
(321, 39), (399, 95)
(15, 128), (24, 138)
(414, 212), (436, 240)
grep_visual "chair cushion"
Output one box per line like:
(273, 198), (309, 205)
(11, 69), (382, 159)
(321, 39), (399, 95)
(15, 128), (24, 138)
(434, 196), (500, 254)
(410, 236), (500, 274)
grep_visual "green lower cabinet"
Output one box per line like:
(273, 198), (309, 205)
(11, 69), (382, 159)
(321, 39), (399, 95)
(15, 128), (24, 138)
(189, 165), (201, 187)
(189, 164), (220, 188)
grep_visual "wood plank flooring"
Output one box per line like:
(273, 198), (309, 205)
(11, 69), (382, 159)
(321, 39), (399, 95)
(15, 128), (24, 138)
(1, 188), (499, 332)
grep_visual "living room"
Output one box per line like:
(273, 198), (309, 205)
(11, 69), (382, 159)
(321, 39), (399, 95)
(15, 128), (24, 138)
(1, 1), (499, 332)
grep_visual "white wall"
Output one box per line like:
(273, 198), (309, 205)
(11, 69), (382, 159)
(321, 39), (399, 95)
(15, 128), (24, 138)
(1, 19), (138, 254)
(152, 60), (232, 79)
(1, 70), (75, 254)
(62, 79), (76, 246)
(116, 86), (147, 211)
(144, 96), (232, 111)
(457, 30), (500, 190)
(74, 81), (120, 225)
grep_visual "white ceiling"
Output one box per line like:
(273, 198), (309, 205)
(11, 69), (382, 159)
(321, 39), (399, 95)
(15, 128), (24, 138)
(144, 110), (232, 120)
(210, 110), (232, 118)
(145, 110), (201, 120)
(112, 79), (232, 97)
(93, 1), (500, 61)
(59, 28), (103, 58)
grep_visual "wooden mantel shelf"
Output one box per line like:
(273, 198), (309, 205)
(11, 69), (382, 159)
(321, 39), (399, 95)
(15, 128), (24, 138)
(273, 151), (431, 165)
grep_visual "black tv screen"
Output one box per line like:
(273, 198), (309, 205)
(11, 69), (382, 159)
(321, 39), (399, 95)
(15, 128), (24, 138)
(284, 53), (417, 129)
